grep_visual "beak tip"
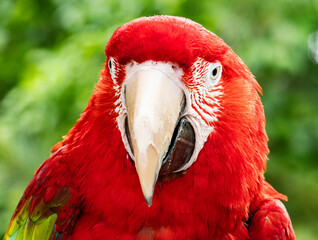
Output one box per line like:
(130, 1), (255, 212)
(145, 196), (153, 207)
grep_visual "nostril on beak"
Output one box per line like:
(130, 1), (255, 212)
(127, 61), (135, 70)
(172, 65), (179, 73)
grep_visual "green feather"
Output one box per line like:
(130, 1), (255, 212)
(4, 197), (58, 240)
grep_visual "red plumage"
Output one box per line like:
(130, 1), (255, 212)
(4, 16), (295, 239)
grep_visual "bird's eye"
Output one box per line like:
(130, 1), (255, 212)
(212, 68), (218, 77)
(108, 57), (114, 73)
(209, 62), (222, 83)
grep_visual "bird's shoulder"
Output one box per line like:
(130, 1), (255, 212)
(3, 147), (82, 240)
(248, 182), (295, 240)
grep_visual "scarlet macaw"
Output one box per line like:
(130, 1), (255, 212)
(4, 16), (295, 240)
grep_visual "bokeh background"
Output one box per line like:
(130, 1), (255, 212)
(0, 0), (317, 238)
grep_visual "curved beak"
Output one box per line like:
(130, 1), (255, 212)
(125, 65), (184, 206)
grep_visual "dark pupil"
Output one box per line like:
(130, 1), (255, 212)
(108, 59), (112, 70)
(212, 67), (218, 76)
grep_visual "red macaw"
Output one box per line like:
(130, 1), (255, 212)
(4, 16), (295, 240)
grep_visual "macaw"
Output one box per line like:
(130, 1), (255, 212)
(4, 16), (295, 240)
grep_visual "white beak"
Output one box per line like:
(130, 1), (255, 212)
(125, 63), (184, 206)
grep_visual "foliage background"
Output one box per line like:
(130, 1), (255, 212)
(0, 0), (317, 238)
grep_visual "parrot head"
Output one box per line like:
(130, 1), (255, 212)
(3, 16), (294, 240)
(91, 16), (266, 206)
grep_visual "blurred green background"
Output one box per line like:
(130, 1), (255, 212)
(0, 0), (317, 238)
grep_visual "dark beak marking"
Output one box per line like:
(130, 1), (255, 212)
(159, 117), (195, 175)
